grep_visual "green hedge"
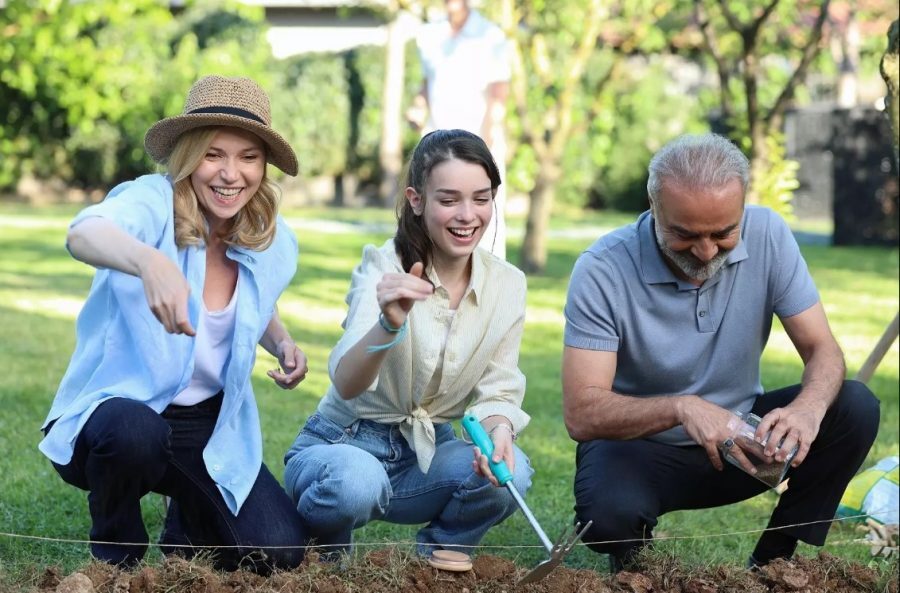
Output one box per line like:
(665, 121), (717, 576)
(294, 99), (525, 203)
(1, 1), (708, 211)
(0, 0), (420, 195)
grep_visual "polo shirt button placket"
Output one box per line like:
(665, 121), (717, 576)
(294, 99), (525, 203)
(697, 293), (714, 332)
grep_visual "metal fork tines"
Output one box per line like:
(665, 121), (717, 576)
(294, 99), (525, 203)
(550, 521), (592, 559)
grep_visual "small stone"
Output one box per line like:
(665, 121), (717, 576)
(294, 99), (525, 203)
(56, 572), (95, 593)
(112, 573), (131, 593)
(616, 571), (653, 593)
(781, 568), (809, 589)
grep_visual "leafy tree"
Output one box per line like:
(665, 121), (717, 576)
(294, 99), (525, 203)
(693, 0), (832, 210)
(0, 0), (277, 193)
(493, 0), (672, 273)
(272, 53), (350, 181)
(0, 0), (174, 188)
(585, 56), (709, 212)
(350, 41), (425, 204)
(372, 0), (408, 206)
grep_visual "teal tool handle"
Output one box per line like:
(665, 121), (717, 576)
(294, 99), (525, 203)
(462, 415), (513, 485)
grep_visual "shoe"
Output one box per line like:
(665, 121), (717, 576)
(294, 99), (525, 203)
(608, 554), (625, 573)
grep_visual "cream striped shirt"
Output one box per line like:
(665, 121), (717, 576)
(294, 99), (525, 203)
(317, 239), (530, 473)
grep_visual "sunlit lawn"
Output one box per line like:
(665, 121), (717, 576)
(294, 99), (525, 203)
(0, 203), (896, 582)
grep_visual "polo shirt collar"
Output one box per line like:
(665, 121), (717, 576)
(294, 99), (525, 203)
(639, 210), (749, 287)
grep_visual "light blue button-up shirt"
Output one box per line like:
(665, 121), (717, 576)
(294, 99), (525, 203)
(39, 174), (298, 514)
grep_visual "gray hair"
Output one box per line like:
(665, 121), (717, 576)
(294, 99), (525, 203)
(647, 133), (750, 205)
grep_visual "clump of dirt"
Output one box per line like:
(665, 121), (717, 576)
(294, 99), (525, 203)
(30, 550), (897, 593)
(472, 554), (516, 580)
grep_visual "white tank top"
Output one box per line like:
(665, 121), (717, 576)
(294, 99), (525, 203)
(171, 283), (238, 406)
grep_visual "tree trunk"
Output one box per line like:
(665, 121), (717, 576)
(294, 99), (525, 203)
(335, 50), (364, 207)
(836, 9), (860, 108)
(519, 164), (560, 274)
(379, 11), (407, 207)
(881, 20), (899, 168)
(744, 48), (767, 205)
(747, 133), (769, 205)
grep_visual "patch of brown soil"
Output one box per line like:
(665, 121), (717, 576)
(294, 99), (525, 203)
(35, 550), (896, 593)
(472, 554), (516, 580)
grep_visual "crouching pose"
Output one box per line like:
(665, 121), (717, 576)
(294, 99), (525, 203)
(562, 133), (879, 571)
(40, 76), (310, 572)
(285, 129), (532, 561)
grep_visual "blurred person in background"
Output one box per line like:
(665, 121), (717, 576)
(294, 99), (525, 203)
(408, 0), (512, 260)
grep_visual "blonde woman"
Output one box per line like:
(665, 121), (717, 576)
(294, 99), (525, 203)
(40, 76), (309, 572)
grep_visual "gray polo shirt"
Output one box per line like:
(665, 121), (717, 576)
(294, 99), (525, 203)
(564, 206), (819, 445)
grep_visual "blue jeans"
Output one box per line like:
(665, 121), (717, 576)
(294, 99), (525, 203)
(284, 413), (533, 556)
(49, 395), (308, 573)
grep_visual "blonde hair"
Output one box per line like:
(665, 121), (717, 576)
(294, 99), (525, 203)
(165, 127), (280, 251)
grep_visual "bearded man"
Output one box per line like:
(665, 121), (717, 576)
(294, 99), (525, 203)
(562, 133), (879, 571)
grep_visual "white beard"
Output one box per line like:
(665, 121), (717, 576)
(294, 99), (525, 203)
(654, 221), (731, 282)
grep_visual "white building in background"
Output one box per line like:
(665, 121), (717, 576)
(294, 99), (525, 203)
(249, 0), (388, 57)
(238, 0), (420, 57)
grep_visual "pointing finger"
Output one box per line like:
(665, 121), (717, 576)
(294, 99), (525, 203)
(176, 317), (196, 337)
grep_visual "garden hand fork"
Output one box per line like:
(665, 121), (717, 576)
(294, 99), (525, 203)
(462, 415), (592, 584)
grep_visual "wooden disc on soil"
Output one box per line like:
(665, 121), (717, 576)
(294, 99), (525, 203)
(427, 550), (473, 572)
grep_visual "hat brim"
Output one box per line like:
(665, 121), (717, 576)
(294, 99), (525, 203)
(144, 113), (298, 176)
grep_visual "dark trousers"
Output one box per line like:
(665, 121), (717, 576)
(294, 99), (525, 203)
(573, 380), (880, 565)
(50, 395), (307, 573)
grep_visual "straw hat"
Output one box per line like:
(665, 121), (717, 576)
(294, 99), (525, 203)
(144, 75), (298, 176)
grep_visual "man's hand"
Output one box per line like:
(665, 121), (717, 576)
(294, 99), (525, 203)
(771, 302), (844, 468)
(138, 250), (195, 336)
(755, 400), (825, 467)
(678, 396), (759, 473)
(267, 340), (309, 389)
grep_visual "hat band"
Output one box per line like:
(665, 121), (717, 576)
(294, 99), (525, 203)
(187, 106), (266, 125)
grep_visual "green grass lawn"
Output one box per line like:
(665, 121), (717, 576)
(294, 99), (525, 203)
(0, 204), (897, 583)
